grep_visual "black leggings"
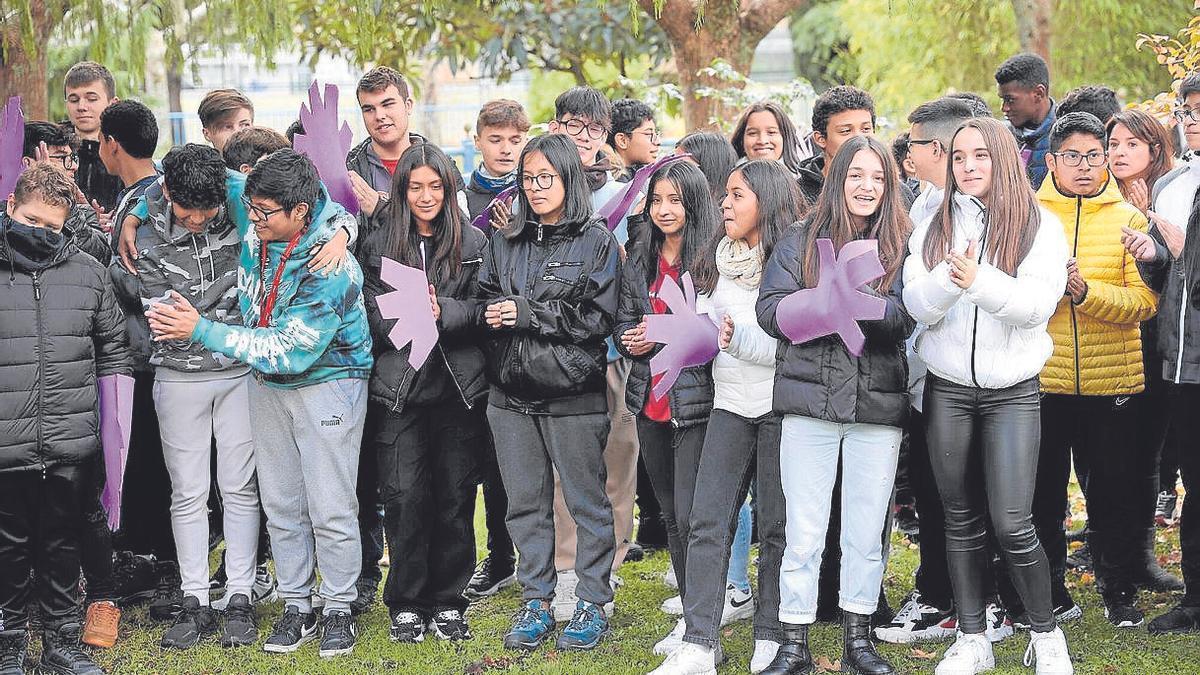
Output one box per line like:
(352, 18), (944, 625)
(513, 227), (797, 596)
(924, 374), (1054, 634)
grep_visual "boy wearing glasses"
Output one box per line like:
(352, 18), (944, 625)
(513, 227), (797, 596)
(1034, 112), (1157, 629)
(608, 99), (659, 183)
(140, 149), (371, 657)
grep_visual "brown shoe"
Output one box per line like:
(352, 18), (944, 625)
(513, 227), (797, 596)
(82, 600), (120, 648)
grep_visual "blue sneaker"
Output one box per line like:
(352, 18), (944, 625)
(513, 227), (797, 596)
(555, 600), (609, 651)
(503, 600), (555, 651)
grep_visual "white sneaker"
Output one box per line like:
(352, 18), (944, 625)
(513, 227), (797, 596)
(551, 571), (580, 621)
(654, 618), (687, 655)
(749, 639), (781, 673)
(648, 641), (718, 675)
(984, 603), (1014, 643)
(665, 566), (679, 590)
(1023, 627), (1074, 675)
(720, 583), (755, 627)
(935, 632), (995, 675)
(662, 594), (684, 615)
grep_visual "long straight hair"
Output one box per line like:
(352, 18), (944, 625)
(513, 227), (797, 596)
(381, 144), (464, 285)
(692, 159), (802, 294)
(503, 133), (593, 240)
(676, 131), (737, 201)
(1106, 109), (1174, 198)
(803, 135), (911, 290)
(922, 117), (1038, 276)
(730, 101), (804, 175)
(635, 161), (721, 285)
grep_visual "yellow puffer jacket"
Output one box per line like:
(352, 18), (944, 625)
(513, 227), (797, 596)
(1036, 175), (1157, 395)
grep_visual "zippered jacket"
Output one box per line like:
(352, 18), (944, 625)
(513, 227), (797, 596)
(1036, 175), (1157, 395)
(902, 192), (1068, 389)
(1141, 162), (1200, 384)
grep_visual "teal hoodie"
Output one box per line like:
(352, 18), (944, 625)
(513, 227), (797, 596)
(182, 171), (373, 388)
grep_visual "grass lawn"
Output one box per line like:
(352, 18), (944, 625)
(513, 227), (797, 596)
(75, 490), (1197, 674)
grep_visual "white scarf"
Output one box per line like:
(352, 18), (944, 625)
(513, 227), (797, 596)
(715, 236), (763, 290)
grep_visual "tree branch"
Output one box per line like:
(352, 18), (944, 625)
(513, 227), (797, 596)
(740, 0), (810, 42)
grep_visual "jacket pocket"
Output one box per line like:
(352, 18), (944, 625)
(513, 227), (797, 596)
(866, 346), (906, 393)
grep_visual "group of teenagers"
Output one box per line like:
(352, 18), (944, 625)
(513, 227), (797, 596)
(2, 49), (1199, 675)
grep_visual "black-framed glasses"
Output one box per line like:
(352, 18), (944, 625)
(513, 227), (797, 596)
(521, 173), (558, 190)
(553, 118), (608, 141)
(47, 153), (79, 170)
(632, 129), (661, 143)
(242, 196), (286, 221)
(1051, 150), (1107, 167)
(1174, 107), (1200, 124)
(908, 138), (940, 150)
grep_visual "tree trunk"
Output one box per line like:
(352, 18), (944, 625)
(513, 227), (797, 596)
(166, 61), (185, 145)
(0, 0), (55, 119)
(1010, 0), (1053, 71)
(637, 0), (810, 132)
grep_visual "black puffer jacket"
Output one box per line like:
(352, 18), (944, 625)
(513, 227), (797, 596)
(360, 221), (489, 412)
(476, 214), (621, 415)
(0, 215), (130, 474)
(756, 222), (913, 427)
(613, 251), (713, 427)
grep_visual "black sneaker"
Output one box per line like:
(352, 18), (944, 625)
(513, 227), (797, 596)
(148, 561), (184, 623)
(40, 622), (102, 675)
(1065, 543), (1092, 571)
(429, 609), (472, 641)
(160, 596), (218, 649)
(1011, 601), (1082, 630)
(1104, 602), (1145, 629)
(1148, 604), (1200, 635)
(623, 541), (645, 562)
(0, 629), (26, 675)
(318, 611), (357, 658)
(220, 593), (257, 648)
(111, 551), (156, 607)
(894, 503), (920, 542)
(349, 574), (379, 617)
(263, 606), (318, 654)
(464, 556), (516, 599)
(388, 610), (426, 643)
(873, 590), (955, 644)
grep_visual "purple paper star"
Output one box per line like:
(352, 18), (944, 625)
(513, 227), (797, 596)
(293, 82), (358, 215)
(375, 256), (439, 369)
(597, 153), (691, 232)
(775, 238), (887, 356)
(643, 271), (719, 400)
(0, 97), (25, 201)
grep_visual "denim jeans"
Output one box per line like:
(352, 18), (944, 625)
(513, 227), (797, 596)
(727, 501), (753, 592)
(777, 415), (901, 623)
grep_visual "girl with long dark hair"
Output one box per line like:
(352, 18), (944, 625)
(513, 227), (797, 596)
(731, 101), (806, 176)
(476, 133), (622, 653)
(756, 135), (913, 675)
(903, 117), (1074, 675)
(358, 144), (489, 643)
(1106, 109), (1175, 214)
(649, 160), (800, 675)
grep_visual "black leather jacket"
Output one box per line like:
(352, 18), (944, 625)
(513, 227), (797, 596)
(359, 222), (489, 413)
(613, 251), (714, 427)
(476, 214), (621, 415)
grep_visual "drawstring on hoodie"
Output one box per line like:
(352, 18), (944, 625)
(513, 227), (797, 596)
(4, 225), (14, 286)
(190, 232), (218, 293)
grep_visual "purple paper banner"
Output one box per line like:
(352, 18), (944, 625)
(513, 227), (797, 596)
(643, 271), (719, 400)
(0, 97), (25, 200)
(294, 82), (359, 216)
(376, 256), (439, 369)
(98, 373), (135, 531)
(775, 238), (887, 356)
(597, 153), (691, 232)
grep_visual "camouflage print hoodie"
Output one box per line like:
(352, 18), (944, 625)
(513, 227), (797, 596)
(111, 172), (246, 377)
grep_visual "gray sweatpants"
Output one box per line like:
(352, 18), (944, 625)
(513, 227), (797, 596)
(487, 404), (615, 606)
(249, 377), (367, 615)
(154, 374), (258, 605)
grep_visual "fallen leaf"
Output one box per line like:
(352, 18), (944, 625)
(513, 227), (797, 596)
(1078, 572), (1095, 586)
(910, 648), (939, 660)
(815, 656), (841, 672)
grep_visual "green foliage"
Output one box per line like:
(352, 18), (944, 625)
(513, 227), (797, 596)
(789, 0), (858, 90)
(692, 58), (816, 132)
(840, 0), (1192, 125)
(1137, 11), (1200, 116)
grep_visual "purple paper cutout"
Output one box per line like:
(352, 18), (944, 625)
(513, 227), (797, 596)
(775, 238), (887, 356)
(643, 271), (719, 400)
(597, 153), (692, 232)
(293, 82), (359, 216)
(470, 185), (519, 233)
(0, 97), (25, 200)
(376, 256), (439, 369)
(98, 373), (134, 531)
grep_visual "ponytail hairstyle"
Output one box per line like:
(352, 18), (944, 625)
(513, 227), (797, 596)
(692, 159), (803, 294)
(730, 101), (804, 174)
(381, 143), (464, 285)
(635, 161), (721, 285)
(922, 117), (1038, 276)
(804, 135), (911, 290)
(1105, 109), (1174, 198)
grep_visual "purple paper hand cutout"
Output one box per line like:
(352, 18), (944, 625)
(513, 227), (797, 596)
(776, 238), (887, 356)
(597, 153), (691, 232)
(376, 256), (439, 369)
(293, 82), (358, 216)
(0, 97), (25, 201)
(470, 185), (518, 232)
(98, 373), (134, 531)
(643, 272), (719, 400)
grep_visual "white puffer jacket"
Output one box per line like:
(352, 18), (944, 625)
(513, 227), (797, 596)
(902, 192), (1068, 389)
(697, 274), (777, 418)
